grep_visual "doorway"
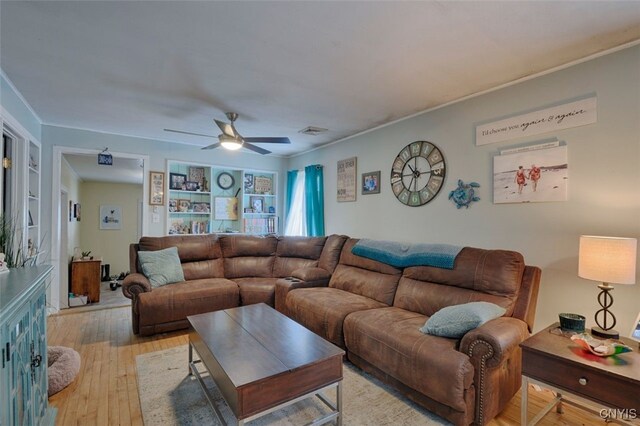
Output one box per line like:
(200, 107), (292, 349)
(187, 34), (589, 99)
(51, 147), (149, 312)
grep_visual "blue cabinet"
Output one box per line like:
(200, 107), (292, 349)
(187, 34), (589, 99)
(1, 265), (55, 426)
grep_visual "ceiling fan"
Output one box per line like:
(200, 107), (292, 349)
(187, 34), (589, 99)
(164, 112), (291, 155)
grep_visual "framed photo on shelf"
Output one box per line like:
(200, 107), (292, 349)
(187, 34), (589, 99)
(169, 173), (187, 190)
(631, 312), (640, 344)
(362, 171), (381, 195)
(250, 196), (264, 213)
(188, 167), (206, 187)
(168, 199), (177, 212)
(177, 199), (191, 212)
(149, 171), (165, 205)
(185, 181), (199, 192)
(244, 173), (254, 192)
(192, 202), (210, 213)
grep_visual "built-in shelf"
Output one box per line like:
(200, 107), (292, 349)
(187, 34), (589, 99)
(244, 193), (276, 197)
(244, 213), (277, 216)
(29, 166), (39, 174)
(169, 212), (211, 216)
(169, 190), (211, 195)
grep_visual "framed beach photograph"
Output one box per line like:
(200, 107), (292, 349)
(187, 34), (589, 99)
(169, 172), (187, 190)
(493, 145), (568, 204)
(99, 205), (121, 230)
(362, 171), (381, 195)
(149, 171), (165, 205)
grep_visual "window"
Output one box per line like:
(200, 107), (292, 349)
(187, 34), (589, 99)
(284, 170), (306, 236)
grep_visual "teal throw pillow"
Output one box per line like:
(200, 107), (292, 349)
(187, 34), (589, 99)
(419, 301), (506, 339)
(137, 246), (185, 288)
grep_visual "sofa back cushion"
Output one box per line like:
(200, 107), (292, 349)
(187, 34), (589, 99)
(273, 236), (326, 277)
(393, 247), (525, 316)
(138, 235), (224, 280)
(221, 235), (277, 278)
(318, 234), (349, 273)
(329, 238), (402, 305)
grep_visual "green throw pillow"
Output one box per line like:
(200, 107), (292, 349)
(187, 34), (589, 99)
(419, 301), (506, 339)
(137, 246), (185, 288)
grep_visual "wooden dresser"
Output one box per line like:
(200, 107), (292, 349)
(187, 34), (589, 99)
(70, 259), (101, 303)
(0, 265), (56, 425)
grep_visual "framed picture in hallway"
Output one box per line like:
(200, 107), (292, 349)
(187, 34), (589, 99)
(100, 205), (122, 230)
(149, 171), (165, 205)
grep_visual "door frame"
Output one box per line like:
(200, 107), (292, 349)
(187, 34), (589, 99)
(51, 146), (149, 311)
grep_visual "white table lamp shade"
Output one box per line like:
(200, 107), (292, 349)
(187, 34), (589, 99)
(578, 236), (637, 285)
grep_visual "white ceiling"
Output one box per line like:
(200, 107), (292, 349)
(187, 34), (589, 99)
(63, 154), (143, 185)
(2, 1), (640, 156)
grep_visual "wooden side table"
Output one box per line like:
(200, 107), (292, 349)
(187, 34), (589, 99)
(520, 323), (640, 425)
(70, 259), (102, 303)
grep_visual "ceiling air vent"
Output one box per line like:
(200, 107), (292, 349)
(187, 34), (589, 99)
(298, 126), (328, 136)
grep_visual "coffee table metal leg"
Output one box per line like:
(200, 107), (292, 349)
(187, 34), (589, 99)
(188, 343), (193, 375)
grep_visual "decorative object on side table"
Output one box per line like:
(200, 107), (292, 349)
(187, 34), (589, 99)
(558, 313), (585, 333)
(448, 179), (480, 209)
(570, 333), (632, 357)
(578, 235), (637, 339)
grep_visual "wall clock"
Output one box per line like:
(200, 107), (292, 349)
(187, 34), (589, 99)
(390, 141), (446, 206)
(217, 172), (235, 190)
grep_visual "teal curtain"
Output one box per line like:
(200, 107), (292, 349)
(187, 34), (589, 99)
(285, 170), (299, 220)
(304, 165), (325, 236)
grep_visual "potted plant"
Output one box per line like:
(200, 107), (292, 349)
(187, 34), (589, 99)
(81, 251), (92, 260)
(0, 214), (28, 268)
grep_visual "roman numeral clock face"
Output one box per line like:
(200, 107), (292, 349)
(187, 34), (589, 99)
(391, 141), (446, 206)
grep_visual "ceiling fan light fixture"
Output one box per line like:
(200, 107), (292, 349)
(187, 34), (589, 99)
(219, 134), (243, 150)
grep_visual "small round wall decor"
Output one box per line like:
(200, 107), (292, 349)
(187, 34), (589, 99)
(449, 179), (480, 209)
(390, 141), (446, 206)
(217, 172), (235, 190)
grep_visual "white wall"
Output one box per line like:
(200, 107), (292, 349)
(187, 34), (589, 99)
(287, 45), (640, 333)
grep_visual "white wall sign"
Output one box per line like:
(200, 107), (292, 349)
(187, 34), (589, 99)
(337, 157), (357, 202)
(476, 96), (596, 146)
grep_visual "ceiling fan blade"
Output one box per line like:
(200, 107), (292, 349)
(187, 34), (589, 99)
(244, 137), (291, 144)
(201, 142), (222, 150)
(164, 128), (217, 138)
(214, 119), (238, 138)
(243, 142), (271, 155)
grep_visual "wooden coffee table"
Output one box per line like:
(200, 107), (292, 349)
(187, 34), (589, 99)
(187, 303), (345, 425)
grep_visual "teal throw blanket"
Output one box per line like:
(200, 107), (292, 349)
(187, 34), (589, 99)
(352, 239), (463, 269)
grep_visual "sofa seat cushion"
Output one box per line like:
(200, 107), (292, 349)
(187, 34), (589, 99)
(286, 287), (386, 349)
(233, 277), (279, 307)
(137, 278), (239, 327)
(344, 307), (474, 412)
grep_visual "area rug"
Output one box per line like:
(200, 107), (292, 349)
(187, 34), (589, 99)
(136, 346), (450, 425)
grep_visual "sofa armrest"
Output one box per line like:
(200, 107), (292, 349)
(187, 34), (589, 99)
(290, 267), (331, 283)
(459, 317), (530, 425)
(275, 270), (331, 315)
(460, 316), (529, 367)
(122, 273), (152, 300)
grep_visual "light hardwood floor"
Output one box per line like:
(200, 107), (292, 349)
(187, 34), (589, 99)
(48, 306), (608, 425)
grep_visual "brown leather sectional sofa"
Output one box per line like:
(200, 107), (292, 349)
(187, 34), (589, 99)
(123, 233), (540, 425)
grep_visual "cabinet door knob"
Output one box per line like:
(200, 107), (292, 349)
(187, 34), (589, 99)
(578, 377), (588, 386)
